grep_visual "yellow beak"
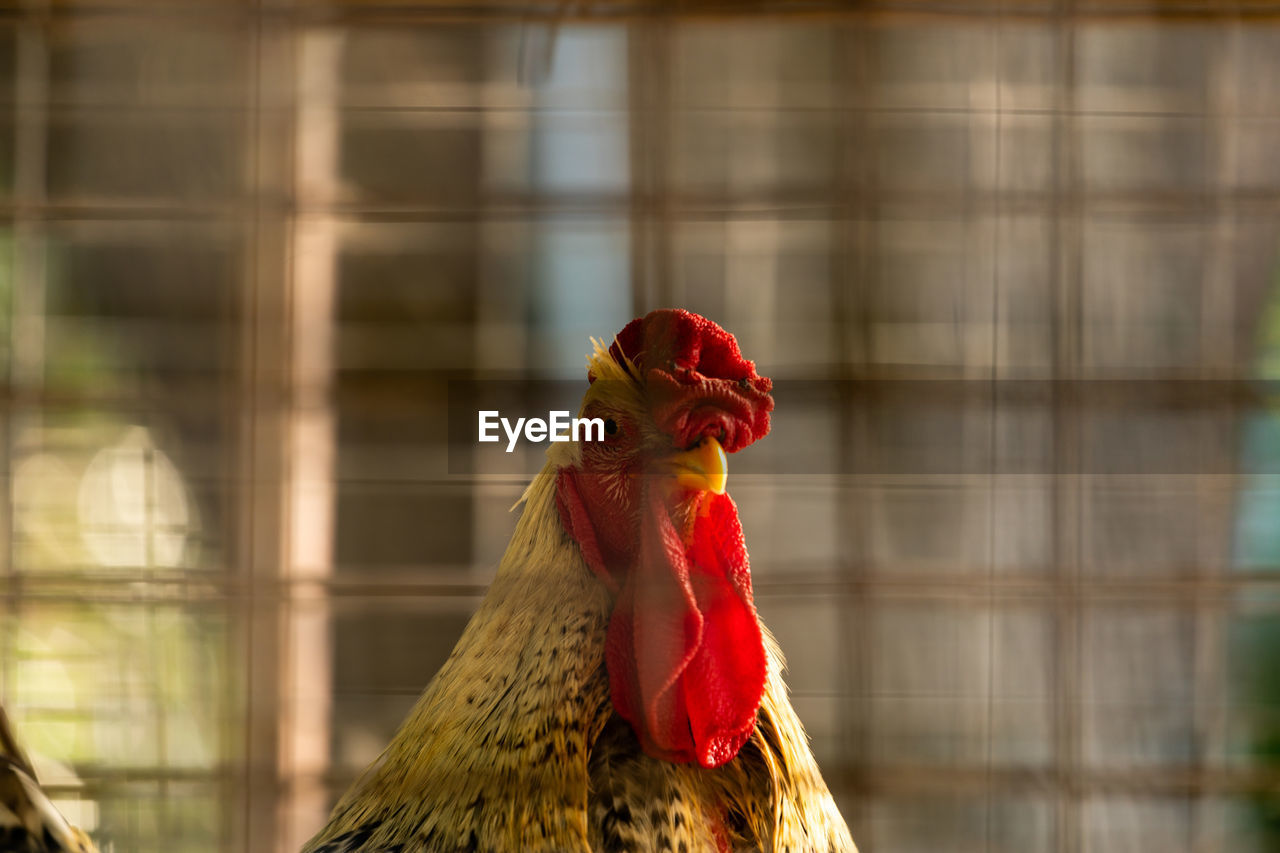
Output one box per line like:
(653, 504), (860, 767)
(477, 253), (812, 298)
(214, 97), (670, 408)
(666, 436), (728, 495)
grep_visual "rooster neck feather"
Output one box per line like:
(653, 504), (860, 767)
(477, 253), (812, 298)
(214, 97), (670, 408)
(304, 459), (614, 852)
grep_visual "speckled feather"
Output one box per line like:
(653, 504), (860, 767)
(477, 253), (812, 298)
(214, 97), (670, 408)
(0, 707), (99, 853)
(303, 342), (855, 853)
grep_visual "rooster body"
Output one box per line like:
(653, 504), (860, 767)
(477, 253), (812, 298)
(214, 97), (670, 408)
(0, 706), (99, 853)
(305, 311), (855, 853)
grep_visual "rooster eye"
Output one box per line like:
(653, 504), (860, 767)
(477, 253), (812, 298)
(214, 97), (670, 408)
(738, 377), (752, 390)
(604, 418), (619, 436)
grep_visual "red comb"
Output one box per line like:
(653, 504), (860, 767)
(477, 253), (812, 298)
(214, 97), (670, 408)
(597, 309), (773, 453)
(609, 308), (758, 384)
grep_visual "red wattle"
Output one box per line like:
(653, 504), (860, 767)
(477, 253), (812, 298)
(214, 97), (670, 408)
(560, 310), (774, 768)
(601, 487), (766, 768)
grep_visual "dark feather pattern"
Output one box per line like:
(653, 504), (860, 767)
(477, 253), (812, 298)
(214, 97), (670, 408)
(306, 825), (403, 853)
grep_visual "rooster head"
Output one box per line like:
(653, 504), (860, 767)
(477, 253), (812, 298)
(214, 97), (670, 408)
(554, 309), (774, 769)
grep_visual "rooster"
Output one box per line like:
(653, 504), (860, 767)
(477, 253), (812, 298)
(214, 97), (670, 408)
(0, 704), (99, 853)
(304, 309), (855, 853)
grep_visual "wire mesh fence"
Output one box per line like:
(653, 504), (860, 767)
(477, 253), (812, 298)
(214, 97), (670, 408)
(1, 2), (1279, 851)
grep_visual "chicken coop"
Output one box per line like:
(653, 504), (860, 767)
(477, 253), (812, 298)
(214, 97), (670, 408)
(1, 0), (1279, 851)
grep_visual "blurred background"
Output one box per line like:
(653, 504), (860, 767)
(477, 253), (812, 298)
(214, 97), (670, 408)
(2, 0), (1280, 851)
